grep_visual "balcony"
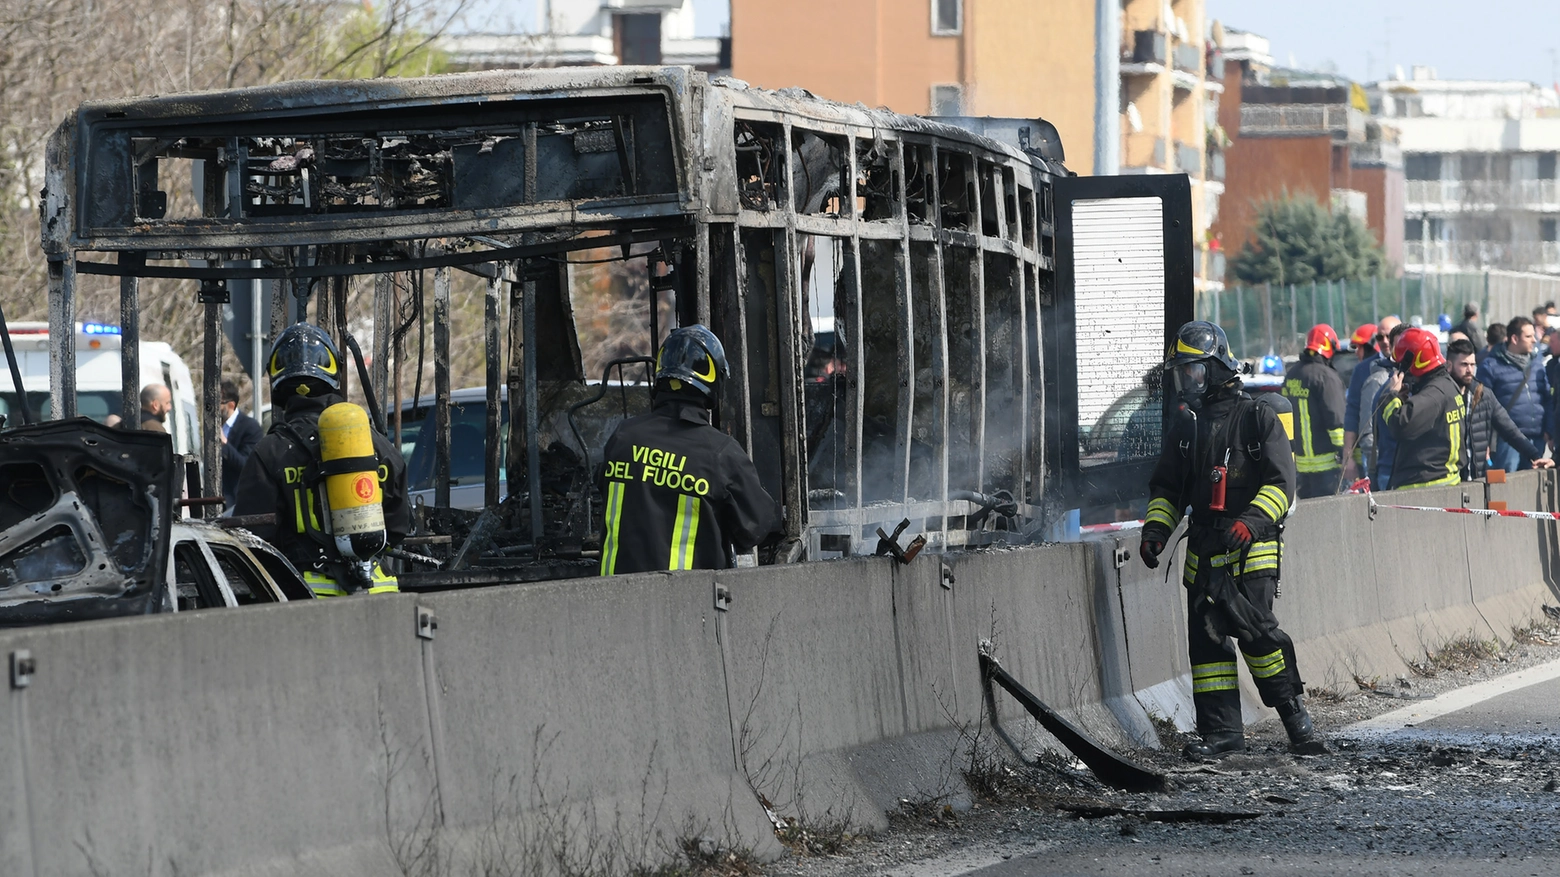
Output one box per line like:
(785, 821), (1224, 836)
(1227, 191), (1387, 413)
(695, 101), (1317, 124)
(1206, 50), (1225, 82)
(1175, 141), (1202, 175)
(1349, 141), (1403, 169)
(1405, 239), (1560, 273)
(1172, 42), (1201, 74)
(1206, 149), (1226, 181)
(1238, 104), (1366, 142)
(1128, 30), (1168, 65)
(1406, 179), (1560, 211)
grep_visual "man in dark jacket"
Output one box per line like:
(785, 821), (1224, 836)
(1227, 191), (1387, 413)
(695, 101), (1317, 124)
(1447, 339), (1554, 479)
(1140, 320), (1322, 760)
(234, 324), (411, 596)
(1385, 328), (1464, 490)
(1476, 316), (1550, 473)
(1359, 320), (1405, 487)
(1451, 302), (1481, 346)
(1478, 323), (1507, 366)
(1283, 324), (1346, 498)
(218, 379), (263, 513)
(598, 325), (781, 574)
(1342, 320), (1390, 481)
(138, 383), (171, 433)
(1545, 330), (1560, 434)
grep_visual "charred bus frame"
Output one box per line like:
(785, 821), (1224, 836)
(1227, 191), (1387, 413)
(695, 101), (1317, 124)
(39, 66), (1189, 577)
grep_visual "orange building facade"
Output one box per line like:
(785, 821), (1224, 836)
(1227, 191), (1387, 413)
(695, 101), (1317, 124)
(732, 0), (1226, 290)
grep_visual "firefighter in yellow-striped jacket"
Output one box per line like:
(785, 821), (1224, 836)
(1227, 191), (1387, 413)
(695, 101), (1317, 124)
(596, 326), (780, 575)
(1282, 324), (1348, 498)
(1139, 321), (1325, 760)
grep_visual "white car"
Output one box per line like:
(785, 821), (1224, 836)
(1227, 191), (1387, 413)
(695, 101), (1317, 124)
(0, 419), (310, 627)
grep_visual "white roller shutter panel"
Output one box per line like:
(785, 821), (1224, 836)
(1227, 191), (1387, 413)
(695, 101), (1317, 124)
(1072, 196), (1165, 457)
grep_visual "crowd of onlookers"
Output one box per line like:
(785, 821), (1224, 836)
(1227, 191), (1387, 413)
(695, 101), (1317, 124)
(1341, 300), (1559, 490)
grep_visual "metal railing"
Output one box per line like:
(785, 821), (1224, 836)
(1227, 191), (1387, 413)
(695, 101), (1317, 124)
(1172, 41), (1201, 74)
(1349, 141), (1402, 169)
(1406, 178), (1560, 210)
(1239, 104), (1365, 141)
(1405, 240), (1560, 273)
(1198, 272), (1560, 361)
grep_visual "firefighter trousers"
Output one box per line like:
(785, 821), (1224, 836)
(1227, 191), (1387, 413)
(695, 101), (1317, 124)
(1184, 537), (1304, 737)
(1295, 469), (1340, 499)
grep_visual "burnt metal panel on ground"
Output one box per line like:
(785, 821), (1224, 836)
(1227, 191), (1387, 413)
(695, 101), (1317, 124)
(1049, 173), (1194, 511)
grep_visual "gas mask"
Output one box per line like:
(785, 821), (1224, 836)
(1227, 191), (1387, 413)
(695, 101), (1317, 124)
(1172, 361), (1210, 408)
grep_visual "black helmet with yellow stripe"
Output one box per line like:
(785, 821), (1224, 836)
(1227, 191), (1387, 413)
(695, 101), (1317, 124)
(267, 323), (342, 397)
(1166, 320), (1239, 372)
(654, 325), (729, 399)
(1165, 320), (1239, 408)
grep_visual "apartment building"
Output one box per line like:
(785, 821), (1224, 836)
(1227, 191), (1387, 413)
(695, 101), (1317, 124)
(440, 0), (726, 71)
(731, 0), (1226, 290)
(1212, 29), (1405, 279)
(1369, 70), (1560, 275)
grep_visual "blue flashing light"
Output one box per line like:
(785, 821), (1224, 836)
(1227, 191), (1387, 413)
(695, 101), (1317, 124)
(82, 323), (121, 335)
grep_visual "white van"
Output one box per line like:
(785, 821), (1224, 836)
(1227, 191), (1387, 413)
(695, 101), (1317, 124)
(1, 321), (201, 455)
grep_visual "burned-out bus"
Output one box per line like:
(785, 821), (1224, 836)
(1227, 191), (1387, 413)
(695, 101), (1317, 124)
(36, 66), (1192, 583)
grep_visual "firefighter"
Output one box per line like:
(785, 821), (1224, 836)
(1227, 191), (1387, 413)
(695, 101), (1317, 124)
(1139, 320), (1324, 759)
(233, 323), (411, 597)
(1283, 324), (1347, 499)
(1384, 326), (1464, 490)
(598, 325), (781, 574)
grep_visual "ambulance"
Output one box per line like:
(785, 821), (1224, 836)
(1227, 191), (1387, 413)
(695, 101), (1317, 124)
(1, 321), (201, 455)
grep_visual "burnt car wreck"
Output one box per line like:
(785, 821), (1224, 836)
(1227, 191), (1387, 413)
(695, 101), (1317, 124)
(36, 66), (1192, 586)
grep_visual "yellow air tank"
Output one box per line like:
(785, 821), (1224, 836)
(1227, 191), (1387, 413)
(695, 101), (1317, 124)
(317, 402), (387, 569)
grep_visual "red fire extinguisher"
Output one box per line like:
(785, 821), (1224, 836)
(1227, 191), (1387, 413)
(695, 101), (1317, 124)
(1209, 448), (1231, 512)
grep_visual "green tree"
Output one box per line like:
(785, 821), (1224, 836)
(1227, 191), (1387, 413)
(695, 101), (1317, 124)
(322, 0), (458, 80)
(1231, 194), (1388, 286)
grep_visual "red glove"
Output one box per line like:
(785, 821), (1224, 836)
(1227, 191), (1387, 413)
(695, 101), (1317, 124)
(1139, 539), (1164, 569)
(1224, 520), (1253, 550)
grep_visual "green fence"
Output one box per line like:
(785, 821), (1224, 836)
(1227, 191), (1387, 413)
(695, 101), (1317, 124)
(1198, 271), (1560, 361)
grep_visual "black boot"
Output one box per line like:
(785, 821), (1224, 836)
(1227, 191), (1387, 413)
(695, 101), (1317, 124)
(1278, 698), (1328, 755)
(1182, 731), (1245, 761)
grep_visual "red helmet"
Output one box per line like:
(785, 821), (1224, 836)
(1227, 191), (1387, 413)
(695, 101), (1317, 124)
(1350, 323), (1378, 348)
(1305, 324), (1340, 359)
(1392, 327), (1445, 377)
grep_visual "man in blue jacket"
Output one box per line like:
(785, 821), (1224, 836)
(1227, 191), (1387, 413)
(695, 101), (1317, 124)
(1342, 318), (1398, 481)
(1477, 316), (1551, 473)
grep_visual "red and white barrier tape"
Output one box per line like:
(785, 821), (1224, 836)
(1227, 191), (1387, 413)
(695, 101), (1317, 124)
(1080, 520), (1145, 534)
(1354, 477), (1560, 522)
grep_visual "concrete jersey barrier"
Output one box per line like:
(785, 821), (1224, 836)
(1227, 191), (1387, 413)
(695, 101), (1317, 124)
(1, 473), (1556, 875)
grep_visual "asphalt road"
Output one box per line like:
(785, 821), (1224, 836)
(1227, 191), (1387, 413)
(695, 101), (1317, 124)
(947, 660), (1560, 877)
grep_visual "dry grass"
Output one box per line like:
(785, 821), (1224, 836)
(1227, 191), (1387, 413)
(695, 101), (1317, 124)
(1512, 620), (1560, 646)
(634, 839), (766, 877)
(1406, 634), (1502, 678)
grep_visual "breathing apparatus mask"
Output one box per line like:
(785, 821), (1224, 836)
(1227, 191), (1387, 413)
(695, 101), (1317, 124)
(1172, 361), (1212, 408)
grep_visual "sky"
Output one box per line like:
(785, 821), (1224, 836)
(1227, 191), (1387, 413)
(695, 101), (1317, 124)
(449, 2), (1557, 88)
(1205, 0), (1559, 86)
(451, 0), (731, 36)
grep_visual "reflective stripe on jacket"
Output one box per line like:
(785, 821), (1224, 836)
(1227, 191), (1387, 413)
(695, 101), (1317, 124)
(1183, 540), (1283, 585)
(302, 564), (399, 597)
(1386, 368), (1464, 490)
(1141, 388), (1297, 549)
(1283, 356), (1346, 474)
(597, 397), (781, 575)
